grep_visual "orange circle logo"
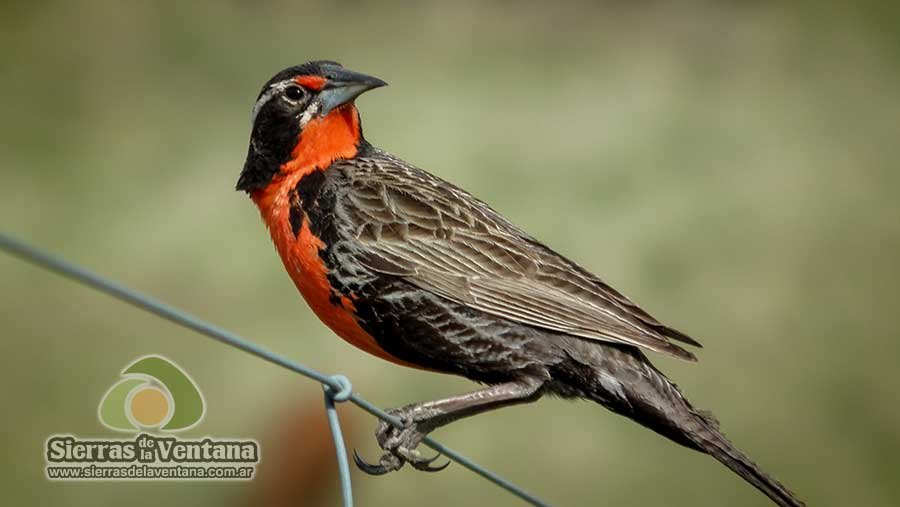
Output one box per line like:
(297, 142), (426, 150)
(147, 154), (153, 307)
(129, 387), (170, 427)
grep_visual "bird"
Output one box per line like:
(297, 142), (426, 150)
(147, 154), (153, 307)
(236, 60), (804, 506)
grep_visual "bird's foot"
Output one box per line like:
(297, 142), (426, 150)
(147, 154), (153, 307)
(353, 406), (450, 475)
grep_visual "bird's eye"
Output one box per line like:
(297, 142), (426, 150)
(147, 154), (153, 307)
(284, 86), (304, 101)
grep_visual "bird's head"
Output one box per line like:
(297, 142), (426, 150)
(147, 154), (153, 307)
(237, 61), (387, 193)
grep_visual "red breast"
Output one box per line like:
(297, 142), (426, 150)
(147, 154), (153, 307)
(251, 105), (419, 368)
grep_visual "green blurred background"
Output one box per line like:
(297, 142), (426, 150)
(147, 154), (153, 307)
(2, 1), (899, 506)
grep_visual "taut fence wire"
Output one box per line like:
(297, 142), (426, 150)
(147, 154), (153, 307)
(0, 231), (552, 507)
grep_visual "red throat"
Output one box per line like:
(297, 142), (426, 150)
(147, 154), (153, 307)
(288, 104), (361, 173)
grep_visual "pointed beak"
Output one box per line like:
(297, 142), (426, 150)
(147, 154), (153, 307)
(318, 66), (387, 116)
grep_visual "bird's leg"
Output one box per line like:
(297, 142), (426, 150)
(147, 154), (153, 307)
(354, 378), (544, 475)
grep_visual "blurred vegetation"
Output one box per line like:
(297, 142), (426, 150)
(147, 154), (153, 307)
(2, 1), (899, 506)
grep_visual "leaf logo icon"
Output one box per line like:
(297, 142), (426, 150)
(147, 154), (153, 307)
(98, 355), (205, 432)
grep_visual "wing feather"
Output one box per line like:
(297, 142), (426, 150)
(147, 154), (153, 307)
(337, 151), (700, 361)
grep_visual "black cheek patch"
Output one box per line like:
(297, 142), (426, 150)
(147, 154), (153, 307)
(237, 102), (301, 192)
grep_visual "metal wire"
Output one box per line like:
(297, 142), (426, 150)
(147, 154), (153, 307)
(323, 375), (354, 507)
(0, 231), (552, 507)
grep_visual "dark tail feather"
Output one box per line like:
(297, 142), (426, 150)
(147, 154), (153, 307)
(687, 416), (805, 507)
(557, 346), (805, 506)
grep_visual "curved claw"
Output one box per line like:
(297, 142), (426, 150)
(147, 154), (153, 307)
(417, 450), (445, 465)
(352, 449), (394, 476)
(410, 456), (451, 472)
(396, 447), (451, 472)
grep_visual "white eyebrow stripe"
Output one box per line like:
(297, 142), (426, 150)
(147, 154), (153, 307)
(250, 79), (293, 125)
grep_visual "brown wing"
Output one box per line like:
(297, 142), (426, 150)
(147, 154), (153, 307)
(336, 149), (701, 361)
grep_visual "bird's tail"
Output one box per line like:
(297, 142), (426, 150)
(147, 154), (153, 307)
(552, 345), (804, 506)
(691, 425), (804, 507)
